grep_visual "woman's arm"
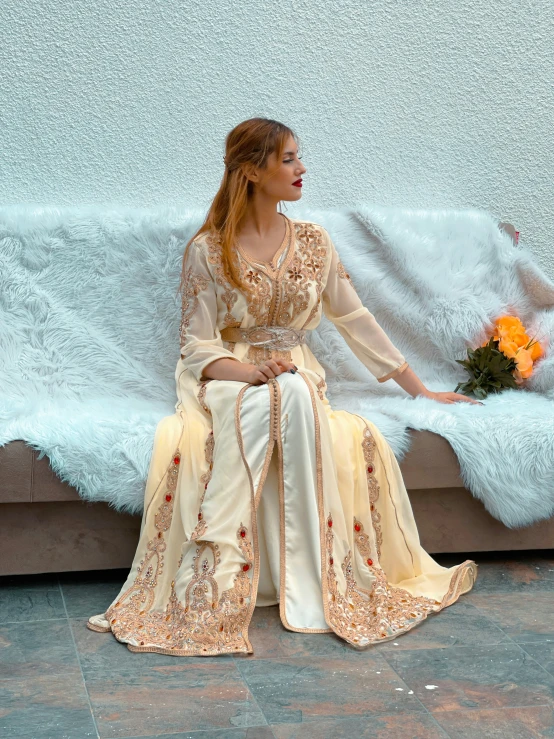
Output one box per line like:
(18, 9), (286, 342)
(320, 228), (482, 405)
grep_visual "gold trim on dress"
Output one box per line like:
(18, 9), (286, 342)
(179, 266), (210, 347)
(377, 360), (409, 383)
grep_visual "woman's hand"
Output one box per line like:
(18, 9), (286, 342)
(245, 358), (297, 385)
(420, 390), (483, 406)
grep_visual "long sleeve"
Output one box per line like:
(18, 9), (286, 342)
(180, 240), (241, 381)
(321, 228), (409, 383)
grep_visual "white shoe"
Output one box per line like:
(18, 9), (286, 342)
(86, 613), (111, 632)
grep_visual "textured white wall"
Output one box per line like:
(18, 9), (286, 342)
(2, 0), (553, 275)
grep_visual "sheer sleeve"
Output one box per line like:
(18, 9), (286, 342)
(320, 227), (409, 383)
(179, 240), (241, 381)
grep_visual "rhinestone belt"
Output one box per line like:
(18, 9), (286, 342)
(220, 326), (308, 351)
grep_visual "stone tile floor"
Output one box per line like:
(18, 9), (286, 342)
(1, 550), (554, 738)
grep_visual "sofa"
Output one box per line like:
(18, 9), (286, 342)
(2, 220), (552, 577)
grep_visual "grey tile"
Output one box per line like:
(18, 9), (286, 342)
(0, 619), (80, 679)
(434, 705), (554, 738)
(467, 593), (554, 643)
(383, 642), (554, 713)
(60, 576), (124, 619)
(0, 673), (96, 738)
(521, 642), (554, 677)
(236, 654), (426, 725)
(271, 714), (448, 738)
(86, 662), (266, 737)
(0, 587), (66, 624)
(123, 729), (275, 739)
(241, 605), (353, 659)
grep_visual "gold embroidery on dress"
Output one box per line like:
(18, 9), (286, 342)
(324, 513), (439, 646)
(191, 429), (214, 540)
(337, 259), (355, 288)
(105, 500), (256, 655)
(315, 373), (326, 401)
(361, 423), (383, 558)
(105, 450), (181, 633)
(285, 223), (327, 329)
(197, 381), (212, 416)
(233, 221), (328, 364)
(204, 234), (239, 326)
(179, 266), (210, 346)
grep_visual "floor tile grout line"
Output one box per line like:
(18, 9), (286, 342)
(119, 727), (276, 739)
(374, 650), (439, 721)
(517, 642), (554, 681)
(0, 617), (70, 626)
(58, 575), (101, 739)
(233, 650), (434, 724)
(231, 654), (273, 729)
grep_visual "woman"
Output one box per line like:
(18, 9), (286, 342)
(87, 118), (479, 656)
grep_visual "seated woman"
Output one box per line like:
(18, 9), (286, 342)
(87, 117), (479, 656)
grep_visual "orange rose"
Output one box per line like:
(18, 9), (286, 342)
(510, 330), (530, 347)
(496, 316), (524, 337)
(515, 348), (533, 379)
(529, 340), (544, 361)
(498, 338), (519, 359)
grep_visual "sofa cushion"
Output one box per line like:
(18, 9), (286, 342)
(0, 431), (463, 504)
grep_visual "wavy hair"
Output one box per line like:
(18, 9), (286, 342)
(179, 117), (300, 298)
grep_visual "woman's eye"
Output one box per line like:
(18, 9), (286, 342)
(284, 157), (303, 163)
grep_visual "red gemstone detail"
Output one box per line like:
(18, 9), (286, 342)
(165, 494), (172, 502)
(329, 557), (334, 565)
(367, 558), (373, 566)
(174, 456), (180, 465)
(242, 564), (250, 572)
(367, 466), (373, 474)
(354, 523), (361, 532)
(240, 530), (246, 538)
(327, 519), (333, 527)
(198, 512), (202, 520)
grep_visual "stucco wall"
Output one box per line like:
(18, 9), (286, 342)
(1, 0), (553, 275)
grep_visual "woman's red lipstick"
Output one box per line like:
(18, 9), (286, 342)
(292, 179), (302, 187)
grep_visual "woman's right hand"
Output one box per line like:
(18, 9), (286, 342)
(245, 359), (297, 385)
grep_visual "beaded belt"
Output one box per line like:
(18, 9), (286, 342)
(220, 326), (308, 351)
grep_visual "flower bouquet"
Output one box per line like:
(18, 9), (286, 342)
(455, 315), (545, 399)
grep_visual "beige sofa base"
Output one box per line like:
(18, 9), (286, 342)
(2, 489), (554, 576)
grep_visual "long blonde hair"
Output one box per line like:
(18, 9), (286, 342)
(179, 118), (300, 297)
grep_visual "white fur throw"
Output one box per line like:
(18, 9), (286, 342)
(1, 205), (553, 529)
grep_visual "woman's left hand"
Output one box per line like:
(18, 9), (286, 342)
(421, 391), (483, 406)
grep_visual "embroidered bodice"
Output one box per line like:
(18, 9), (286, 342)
(180, 216), (409, 384)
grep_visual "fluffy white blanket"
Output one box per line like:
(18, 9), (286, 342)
(1, 205), (553, 528)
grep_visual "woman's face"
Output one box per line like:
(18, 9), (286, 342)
(253, 135), (307, 202)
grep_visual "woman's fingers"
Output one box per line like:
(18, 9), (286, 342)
(275, 359), (298, 373)
(452, 392), (481, 405)
(259, 364), (277, 381)
(264, 360), (283, 376)
(253, 360), (300, 383)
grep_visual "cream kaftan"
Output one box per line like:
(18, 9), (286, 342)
(88, 214), (477, 655)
